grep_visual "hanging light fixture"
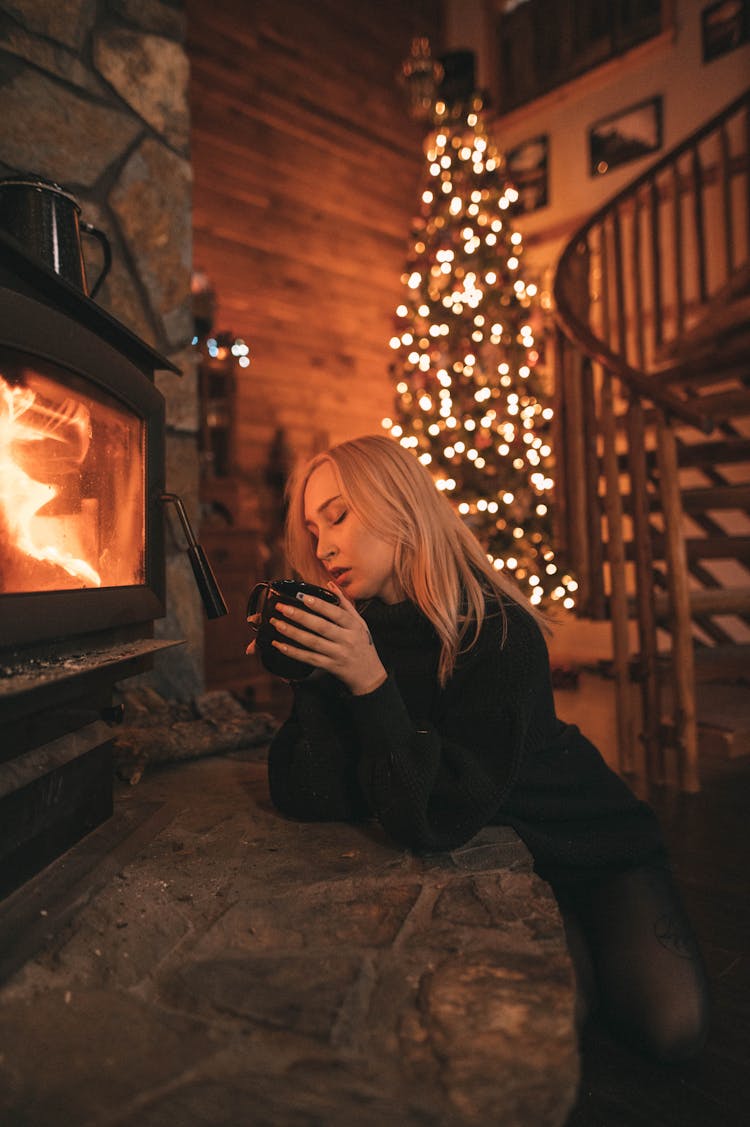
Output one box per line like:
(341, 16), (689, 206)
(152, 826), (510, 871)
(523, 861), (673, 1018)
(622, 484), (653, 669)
(399, 38), (444, 122)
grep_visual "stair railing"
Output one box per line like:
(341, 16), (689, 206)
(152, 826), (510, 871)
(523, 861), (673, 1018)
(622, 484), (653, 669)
(552, 89), (750, 791)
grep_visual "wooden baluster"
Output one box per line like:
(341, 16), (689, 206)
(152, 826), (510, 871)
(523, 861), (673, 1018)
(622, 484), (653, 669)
(598, 221), (612, 351)
(691, 143), (708, 305)
(552, 327), (570, 566)
(672, 162), (685, 338)
(611, 207), (628, 363)
(600, 368), (634, 774)
(562, 343), (592, 611)
(582, 357), (606, 618)
(745, 98), (750, 262)
(655, 412), (700, 792)
(718, 123), (734, 277)
(649, 177), (663, 354)
(630, 190), (646, 370)
(626, 398), (661, 783)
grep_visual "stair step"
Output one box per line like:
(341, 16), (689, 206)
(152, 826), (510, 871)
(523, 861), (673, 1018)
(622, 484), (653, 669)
(653, 586), (750, 618)
(685, 536), (750, 562)
(693, 644), (750, 683)
(676, 437), (750, 469)
(681, 485), (750, 512)
(651, 340), (750, 388)
(654, 287), (750, 363)
(614, 405), (714, 433)
(621, 536), (750, 563)
(620, 484), (750, 512)
(682, 386), (750, 421)
(618, 587), (750, 622)
(612, 436), (750, 474)
(694, 676), (750, 758)
(613, 383), (748, 426)
(699, 727), (750, 758)
(597, 642), (750, 684)
(651, 355), (749, 389)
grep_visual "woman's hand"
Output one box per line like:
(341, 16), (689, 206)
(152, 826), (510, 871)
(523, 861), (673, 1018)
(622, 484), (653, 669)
(268, 582), (387, 696)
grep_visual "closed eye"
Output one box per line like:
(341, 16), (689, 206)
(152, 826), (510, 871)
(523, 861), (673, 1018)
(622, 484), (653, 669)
(332, 509), (347, 525)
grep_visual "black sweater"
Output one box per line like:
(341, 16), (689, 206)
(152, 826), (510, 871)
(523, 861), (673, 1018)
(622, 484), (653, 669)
(267, 596), (665, 885)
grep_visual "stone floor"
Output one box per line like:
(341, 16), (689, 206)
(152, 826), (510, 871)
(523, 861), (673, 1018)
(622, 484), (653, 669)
(0, 746), (579, 1127)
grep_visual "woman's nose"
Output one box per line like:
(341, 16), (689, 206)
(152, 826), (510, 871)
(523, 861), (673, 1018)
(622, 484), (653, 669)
(316, 531), (336, 561)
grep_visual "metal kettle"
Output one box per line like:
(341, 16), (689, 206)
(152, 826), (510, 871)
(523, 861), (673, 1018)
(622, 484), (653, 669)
(0, 173), (111, 298)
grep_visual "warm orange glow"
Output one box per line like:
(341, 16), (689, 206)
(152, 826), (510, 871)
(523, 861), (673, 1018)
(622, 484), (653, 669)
(1, 374), (101, 587)
(0, 365), (146, 594)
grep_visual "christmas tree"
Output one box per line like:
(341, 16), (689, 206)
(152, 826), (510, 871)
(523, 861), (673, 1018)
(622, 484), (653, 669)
(383, 78), (576, 611)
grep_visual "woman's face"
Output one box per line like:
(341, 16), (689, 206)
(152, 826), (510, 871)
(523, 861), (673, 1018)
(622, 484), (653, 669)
(303, 460), (402, 604)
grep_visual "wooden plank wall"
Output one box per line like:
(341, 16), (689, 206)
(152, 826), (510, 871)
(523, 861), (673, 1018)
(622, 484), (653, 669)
(186, 0), (443, 468)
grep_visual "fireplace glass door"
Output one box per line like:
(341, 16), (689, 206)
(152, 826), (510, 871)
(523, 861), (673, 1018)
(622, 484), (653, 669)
(1, 346), (145, 595)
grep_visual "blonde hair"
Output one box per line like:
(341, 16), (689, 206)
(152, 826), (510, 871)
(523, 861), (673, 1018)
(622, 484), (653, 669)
(285, 434), (546, 685)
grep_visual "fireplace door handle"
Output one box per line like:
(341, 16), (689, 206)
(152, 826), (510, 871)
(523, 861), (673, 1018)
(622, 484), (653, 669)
(160, 493), (228, 619)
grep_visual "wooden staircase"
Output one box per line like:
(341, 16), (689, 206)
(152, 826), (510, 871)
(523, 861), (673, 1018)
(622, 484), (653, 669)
(552, 89), (750, 792)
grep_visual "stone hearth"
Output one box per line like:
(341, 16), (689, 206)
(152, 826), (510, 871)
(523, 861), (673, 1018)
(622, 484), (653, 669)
(0, 747), (579, 1126)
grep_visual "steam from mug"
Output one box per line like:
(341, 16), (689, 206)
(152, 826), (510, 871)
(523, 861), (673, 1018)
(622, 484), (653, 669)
(246, 579), (340, 680)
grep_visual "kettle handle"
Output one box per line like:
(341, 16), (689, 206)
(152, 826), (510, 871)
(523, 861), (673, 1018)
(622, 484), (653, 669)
(80, 221), (112, 299)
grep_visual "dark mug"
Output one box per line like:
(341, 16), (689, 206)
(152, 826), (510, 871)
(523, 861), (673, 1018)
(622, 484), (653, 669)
(0, 174), (112, 298)
(247, 579), (340, 680)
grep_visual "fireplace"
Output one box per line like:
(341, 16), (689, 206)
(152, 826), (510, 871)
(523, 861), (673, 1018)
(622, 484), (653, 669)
(0, 229), (178, 898)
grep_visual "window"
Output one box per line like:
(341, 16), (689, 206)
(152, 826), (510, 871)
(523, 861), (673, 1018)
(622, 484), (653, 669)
(496, 0), (664, 113)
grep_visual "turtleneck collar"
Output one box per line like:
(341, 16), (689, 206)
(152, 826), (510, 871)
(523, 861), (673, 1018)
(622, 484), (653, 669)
(359, 596), (432, 630)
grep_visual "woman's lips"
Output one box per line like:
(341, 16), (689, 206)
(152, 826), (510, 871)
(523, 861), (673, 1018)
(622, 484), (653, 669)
(329, 567), (351, 583)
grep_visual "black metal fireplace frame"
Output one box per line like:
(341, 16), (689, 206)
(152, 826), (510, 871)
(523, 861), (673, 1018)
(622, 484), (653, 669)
(0, 230), (182, 898)
(0, 231), (175, 650)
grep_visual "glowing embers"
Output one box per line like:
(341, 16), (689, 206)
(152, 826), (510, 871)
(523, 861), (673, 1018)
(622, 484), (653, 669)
(0, 361), (145, 594)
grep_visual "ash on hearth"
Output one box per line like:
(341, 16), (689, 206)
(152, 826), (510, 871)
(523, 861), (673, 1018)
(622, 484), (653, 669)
(112, 688), (279, 785)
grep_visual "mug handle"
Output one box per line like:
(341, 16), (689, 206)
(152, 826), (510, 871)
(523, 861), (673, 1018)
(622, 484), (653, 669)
(246, 581), (270, 621)
(80, 221), (112, 299)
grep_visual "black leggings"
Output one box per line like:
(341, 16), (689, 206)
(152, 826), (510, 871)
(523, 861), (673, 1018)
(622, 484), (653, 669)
(555, 862), (710, 1062)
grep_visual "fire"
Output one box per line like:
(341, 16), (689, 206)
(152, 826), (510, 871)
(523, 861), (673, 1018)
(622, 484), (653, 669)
(0, 374), (102, 587)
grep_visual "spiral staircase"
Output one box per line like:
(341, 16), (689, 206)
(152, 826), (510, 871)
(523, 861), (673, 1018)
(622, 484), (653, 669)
(552, 89), (750, 792)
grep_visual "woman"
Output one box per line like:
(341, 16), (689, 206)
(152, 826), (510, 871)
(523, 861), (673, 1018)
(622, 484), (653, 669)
(250, 434), (709, 1062)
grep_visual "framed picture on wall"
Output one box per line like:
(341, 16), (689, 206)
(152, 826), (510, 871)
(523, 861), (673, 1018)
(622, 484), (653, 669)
(701, 0), (748, 62)
(506, 135), (549, 213)
(588, 96), (663, 177)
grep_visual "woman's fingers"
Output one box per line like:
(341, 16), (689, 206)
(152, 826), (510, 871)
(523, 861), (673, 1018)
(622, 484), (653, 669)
(300, 584), (356, 622)
(274, 600), (343, 636)
(271, 636), (327, 667)
(270, 615), (335, 652)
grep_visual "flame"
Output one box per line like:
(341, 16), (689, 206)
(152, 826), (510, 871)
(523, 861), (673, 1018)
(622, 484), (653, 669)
(0, 374), (101, 587)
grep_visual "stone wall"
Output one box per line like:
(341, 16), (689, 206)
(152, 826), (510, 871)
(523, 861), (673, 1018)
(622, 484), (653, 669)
(0, 0), (203, 699)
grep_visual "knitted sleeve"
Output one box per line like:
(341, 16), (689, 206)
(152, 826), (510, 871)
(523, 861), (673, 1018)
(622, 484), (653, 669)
(267, 675), (370, 823)
(350, 608), (542, 853)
